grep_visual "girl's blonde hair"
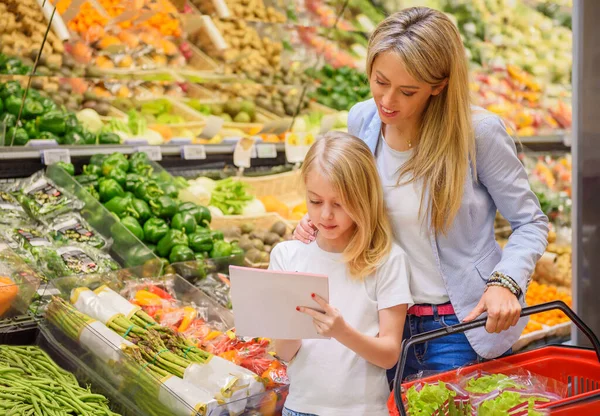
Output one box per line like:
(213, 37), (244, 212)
(301, 131), (393, 279)
(367, 7), (475, 235)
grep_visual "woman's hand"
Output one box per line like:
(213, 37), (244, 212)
(298, 294), (347, 339)
(463, 286), (522, 333)
(293, 214), (317, 244)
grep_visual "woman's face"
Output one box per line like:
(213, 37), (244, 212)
(369, 51), (445, 127)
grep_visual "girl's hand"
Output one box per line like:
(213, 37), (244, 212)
(463, 286), (522, 333)
(298, 294), (347, 338)
(293, 214), (317, 244)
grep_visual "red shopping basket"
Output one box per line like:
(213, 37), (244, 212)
(389, 301), (600, 416)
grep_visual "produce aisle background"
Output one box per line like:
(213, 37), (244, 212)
(0, 0), (578, 415)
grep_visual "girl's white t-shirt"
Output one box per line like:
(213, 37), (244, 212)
(375, 133), (450, 305)
(269, 240), (413, 416)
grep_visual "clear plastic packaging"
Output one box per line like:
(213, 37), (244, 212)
(0, 189), (29, 225)
(13, 171), (84, 221)
(47, 212), (111, 250)
(0, 245), (41, 319)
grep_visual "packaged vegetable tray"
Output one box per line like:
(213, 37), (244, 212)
(47, 212), (111, 250)
(12, 171), (83, 221)
(0, 244), (40, 320)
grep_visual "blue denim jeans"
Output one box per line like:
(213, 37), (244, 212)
(283, 408), (317, 416)
(387, 310), (512, 384)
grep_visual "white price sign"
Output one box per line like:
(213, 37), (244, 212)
(42, 149), (71, 165)
(256, 143), (277, 159)
(181, 145), (207, 160)
(233, 137), (256, 168)
(136, 146), (162, 161)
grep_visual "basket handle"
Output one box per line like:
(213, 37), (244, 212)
(394, 301), (600, 415)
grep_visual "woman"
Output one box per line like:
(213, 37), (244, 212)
(294, 7), (549, 380)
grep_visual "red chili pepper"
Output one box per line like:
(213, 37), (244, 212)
(145, 285), (173, 300)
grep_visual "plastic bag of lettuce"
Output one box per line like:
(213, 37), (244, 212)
(405, 381), (471, 416)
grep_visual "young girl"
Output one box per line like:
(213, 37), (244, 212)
(270, 131), (413, 416)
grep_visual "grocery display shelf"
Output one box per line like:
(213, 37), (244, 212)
(0, 144), (287, 178)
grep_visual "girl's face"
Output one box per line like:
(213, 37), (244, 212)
(305, 170), (356, 250)
(369, 51), (446, 127)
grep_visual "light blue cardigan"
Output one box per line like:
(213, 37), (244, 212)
(348, 99), (549, 359)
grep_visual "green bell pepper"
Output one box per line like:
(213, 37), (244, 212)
(198, 206), (211, 226)
(129, 161), (153, 176)
(64, 113), (79, 132)
(104, 195), (137, 218)
(189, 232), (213, 253)
(169, 245), (195, 263)
(40, 97), (56, 113)
(38, 131), (59, 141)
(102, 154), (129, 176)
(0, 113), (17, 129)
(171, 211), (197, 234)
(131, 198), (151, 224)
(98, 132), (121, 145)
(210, 240), (232, 258)
(90, 154), (108, 166)
(146, 243), (157, 255)
(6, 127), (29, 146)
(37, 111), (67, 135)
(56, 162), (75, 176)
(106, 168), (127, 186)
(125, 173), (144, 192)
(5, 95), (23, 116)
(75, 174), (99, 185)
(143, 218), (169, 244)
(149, 195), (177, 219)
(134, 180), (163, 202)
(210, 230), (224, 241)
(231, 242), (244, 257)
(24, 119), (37, 138)
(178, 202), (197, 212)
(156, 229), (189, 258)
(129, 152), (149, 164)
(121, 216), (144, 241)
(81, 131), (97, 145)
(99, 178), (125, 202)
(83, 164), (102, 176)
(160, 182), (178, 199)
(179, 203), (211, 227)
(57, 131), (84, 145)
(0, 81), (22, 100)
(22, 98), (44, 120)
(86, 185), (100, 200)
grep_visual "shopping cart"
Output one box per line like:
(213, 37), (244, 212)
(389, 301), (600, 416)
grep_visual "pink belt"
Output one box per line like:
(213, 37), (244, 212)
(407, 303), (455, 317)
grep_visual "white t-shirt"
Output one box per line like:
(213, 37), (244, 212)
(375, 133), (450, 305)
(269, 240), (413, 416)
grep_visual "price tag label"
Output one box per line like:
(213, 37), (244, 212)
(124, 138), (149, 146)
(41, 149), (71, 165)
(136, 146), (162, 161)
(182, 145), (207, 160)
(284, 133), (314, 164)
(233, 137), (256, 168)
(256, 143), (277, 159)
(170, 138), (193, 145)
(27, 139), (58, 147)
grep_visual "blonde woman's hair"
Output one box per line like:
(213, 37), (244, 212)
(301, 131), (393, 279)
(367, 7), (475, 235)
